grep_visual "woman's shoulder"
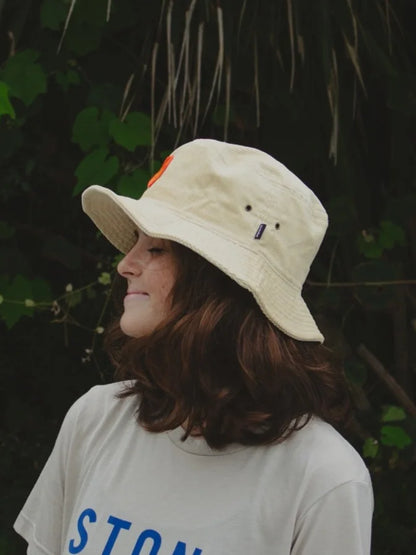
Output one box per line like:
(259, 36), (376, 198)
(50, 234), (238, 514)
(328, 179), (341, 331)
(75, 380), (135, 405)
(62, 381), (139, 436)
(254, 417), (372, 525)
(281, 416), (371, 486)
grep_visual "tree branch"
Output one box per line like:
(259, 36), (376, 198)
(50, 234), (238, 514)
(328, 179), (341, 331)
(357, 344), (416, 417)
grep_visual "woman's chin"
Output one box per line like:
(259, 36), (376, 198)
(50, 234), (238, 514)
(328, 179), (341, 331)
(119, 313), (156, 339)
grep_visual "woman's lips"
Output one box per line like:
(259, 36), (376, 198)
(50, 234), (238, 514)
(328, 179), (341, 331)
(124, 291), (149, 301)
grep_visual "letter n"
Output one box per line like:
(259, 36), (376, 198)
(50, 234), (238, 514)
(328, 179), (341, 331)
(172, 542), (203, 555)
(131, 529), (162, 555)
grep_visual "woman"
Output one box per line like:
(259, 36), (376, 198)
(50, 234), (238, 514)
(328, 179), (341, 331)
(14, 139), (373, 554)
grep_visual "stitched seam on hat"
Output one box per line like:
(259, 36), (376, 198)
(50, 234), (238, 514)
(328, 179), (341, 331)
(257, 172), (310, 201)
(262, 255), (302, 291)
(257, 174), (327, 222)
(139, 198), (257, 255)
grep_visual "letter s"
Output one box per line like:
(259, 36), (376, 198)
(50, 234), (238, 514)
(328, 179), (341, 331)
(68, 508), (97, 554)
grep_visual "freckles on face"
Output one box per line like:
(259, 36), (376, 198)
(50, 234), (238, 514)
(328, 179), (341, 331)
(116, 231), (177, 338)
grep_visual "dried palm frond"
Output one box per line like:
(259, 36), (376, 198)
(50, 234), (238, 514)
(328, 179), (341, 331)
(345, 0), (366, 95)
(385, 0), (392, 54)
(176, 0), (198, 127)
(253, 36), (260, 128)
(286, 0), (296, 91)
(57, 0), (77, 53)
(193, 22), (204, 136)
(223, 58), (231, 141)
(202, 5), (224, 123)
(120, 73), (136, 122)
(165, 0), (174, 125)
(237, 0), (248, 43)
(150, 42), (159, 170)
(106, 0), (112, 23)
(327, 49), (339, 163)
(54, 0), (406, 165)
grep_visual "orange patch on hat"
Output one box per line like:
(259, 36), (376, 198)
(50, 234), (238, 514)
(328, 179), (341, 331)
(147, 155), (174, 188)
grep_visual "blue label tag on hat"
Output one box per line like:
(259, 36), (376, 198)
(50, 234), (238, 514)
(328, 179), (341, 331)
(255, 223), (266, 239)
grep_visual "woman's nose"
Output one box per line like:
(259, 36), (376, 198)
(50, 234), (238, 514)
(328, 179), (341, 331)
(117, 244), (144, 277)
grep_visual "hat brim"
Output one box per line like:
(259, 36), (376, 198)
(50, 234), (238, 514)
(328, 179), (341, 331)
(82, 185), (323, 342)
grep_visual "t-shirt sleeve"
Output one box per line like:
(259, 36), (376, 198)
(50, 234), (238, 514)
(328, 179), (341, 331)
(291, 478), (373, 555)
(13, 394), (85, 555)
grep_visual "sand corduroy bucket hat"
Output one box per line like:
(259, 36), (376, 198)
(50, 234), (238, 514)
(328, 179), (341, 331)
(82, 139), (328, 342)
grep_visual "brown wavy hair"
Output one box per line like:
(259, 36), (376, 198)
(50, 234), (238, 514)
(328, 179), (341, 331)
(106, 242), (350, 450)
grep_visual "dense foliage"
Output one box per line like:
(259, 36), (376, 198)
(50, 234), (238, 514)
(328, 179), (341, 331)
(0, 1), (415, 553)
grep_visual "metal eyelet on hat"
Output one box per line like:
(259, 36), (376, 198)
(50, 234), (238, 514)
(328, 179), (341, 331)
(275, 223), (280, 230)
(245, 205), (252, 211)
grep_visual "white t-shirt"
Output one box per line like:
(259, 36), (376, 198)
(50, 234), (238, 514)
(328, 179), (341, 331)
(14, 382), (373, 555)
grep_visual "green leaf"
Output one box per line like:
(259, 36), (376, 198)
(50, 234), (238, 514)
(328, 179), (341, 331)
(55, 69), (80, 92)
(381, 405), (406, 423)
(64, 23), (102, 56)
(363, 438), (379, 458)
(66, 289), (82, 308)
(0, 81), (16, 119)
(358, 221), (406, 259)
(73, 148), (119, 196)
(32, 277), (53, 302)
(357, 231), (384, 259)
(72, 107), (115, 151)
(0, 275), (33, 328)
(378, 221), (406, 250)
(98, 272), (111, 285)
(117, 168), (150, 198)
(2, 50), (47, 106)
(40, 0), (67, 30)
(109, 112), (151, 151)
(112, 253), (123, 268)
(380, 425), (412, 449)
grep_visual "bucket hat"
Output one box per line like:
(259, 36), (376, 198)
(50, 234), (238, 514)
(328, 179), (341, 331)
(82, 139), (328, 342)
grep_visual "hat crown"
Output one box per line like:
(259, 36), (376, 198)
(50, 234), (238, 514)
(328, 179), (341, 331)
(145, 139), (328, 287)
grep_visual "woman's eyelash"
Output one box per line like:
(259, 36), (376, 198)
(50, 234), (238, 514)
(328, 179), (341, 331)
(148, 247), (163, 253)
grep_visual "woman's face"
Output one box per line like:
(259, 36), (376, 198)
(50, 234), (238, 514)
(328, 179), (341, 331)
(117, 230), (177, 338)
